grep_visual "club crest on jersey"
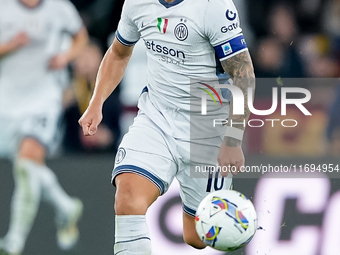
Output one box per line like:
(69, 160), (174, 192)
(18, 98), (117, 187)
(157, 18), (168, 34)
(115, 148), (126, 164)
(174, 23), (188, 41)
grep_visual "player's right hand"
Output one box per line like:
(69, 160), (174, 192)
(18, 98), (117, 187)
(11, 32), (30, 49)
(217, 137), (245, 177)
(78, 104), (103, 136)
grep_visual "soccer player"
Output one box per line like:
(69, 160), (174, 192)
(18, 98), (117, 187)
(0, 0), (88, 254)
(79, 0), (255, 253)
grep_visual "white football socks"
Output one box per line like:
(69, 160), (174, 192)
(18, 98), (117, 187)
(4, 159), (75, 253)
(114, 215), (151, 255)
(4, 159), (42, 253)
(37, 162), (75, 224)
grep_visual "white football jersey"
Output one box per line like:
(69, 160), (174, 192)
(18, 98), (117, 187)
(0, 0), (82, 116)
(117, 0), (248, 139)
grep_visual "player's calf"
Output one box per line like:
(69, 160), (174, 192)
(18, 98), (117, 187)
(113, 173), (159, 255)
(3, 159), (42, 254)
(182, 212), (207, 249)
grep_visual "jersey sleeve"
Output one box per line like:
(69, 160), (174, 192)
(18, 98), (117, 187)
(116, 0), (140, 46)
(203, 0), (248, 61)
(59, 0), (83, 35)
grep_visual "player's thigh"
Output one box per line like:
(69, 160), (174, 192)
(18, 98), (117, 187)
(19, 138), (46, 164)
(18, 112), (60, 163)
(112, 111), (177, 215)
(179, 169), (232, 211)
(177, 137), (233, 215)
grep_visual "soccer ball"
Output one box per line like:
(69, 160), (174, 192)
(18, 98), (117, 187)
(195, 190), (257, 251)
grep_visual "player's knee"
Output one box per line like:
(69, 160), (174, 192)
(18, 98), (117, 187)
(183, 233), (206, 249)
(114, 182), (149, 215)
(114, 173), (159, 215)
(19, 138), (45, 164)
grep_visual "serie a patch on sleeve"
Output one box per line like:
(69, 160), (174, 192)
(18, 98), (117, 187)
(214, 34), (248, 61)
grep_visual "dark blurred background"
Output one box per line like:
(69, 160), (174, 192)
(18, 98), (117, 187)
(60, 0), (340, 156)
(1, 0), (340, 254)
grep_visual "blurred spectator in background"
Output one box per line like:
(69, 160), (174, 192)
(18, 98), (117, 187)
(69, 0), (124, 51)
(323, 0), (340, 68)
(268, 3), (298, 44)
(255, 3), (305, 79)
(241, 0), (340, 156)
(65, 0), (340, 157)
(327, 84), (340, 156)
(63, 39), (121, 153)
(2, 0), (334, 158)
(323, 0), (340, 156)
(254, 3), (305, 97)
(248, 0), (326, 38)
(255, 37), (287, 78)
(233, 0), (254, 47)
(0, 0), (88, 254)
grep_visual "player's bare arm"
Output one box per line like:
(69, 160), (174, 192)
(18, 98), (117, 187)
(0, 32), (30, 57)
(218, 50), (255, 175)
(49, 27), (88, 70)
(78, 38), (134, 136)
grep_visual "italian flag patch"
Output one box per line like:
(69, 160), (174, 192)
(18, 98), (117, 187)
(157, 18), (168, 34)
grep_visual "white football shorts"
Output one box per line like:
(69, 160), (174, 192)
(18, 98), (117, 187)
(0, 110), (61, 159)
(112, 110), (232, 217)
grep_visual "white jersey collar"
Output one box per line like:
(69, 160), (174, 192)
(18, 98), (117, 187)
(158, 0), (184, 8)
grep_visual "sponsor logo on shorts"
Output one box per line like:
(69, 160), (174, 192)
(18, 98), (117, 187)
(115, 148), (126, 164)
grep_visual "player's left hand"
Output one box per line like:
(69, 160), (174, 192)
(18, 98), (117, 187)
(217, 138), (245, 177)
(49, 53), (69, 70)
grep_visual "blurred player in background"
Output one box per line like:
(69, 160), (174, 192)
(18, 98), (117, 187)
(0, 0), (88, 254)
(79, 0), (255, 253)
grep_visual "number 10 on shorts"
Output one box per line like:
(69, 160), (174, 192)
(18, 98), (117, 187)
(206, 168), (225, 192)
